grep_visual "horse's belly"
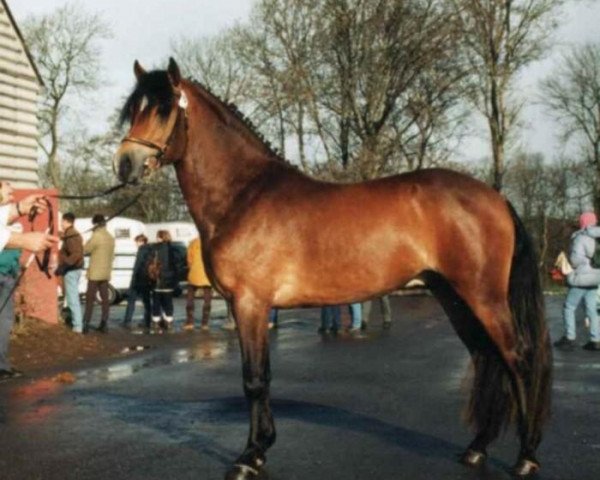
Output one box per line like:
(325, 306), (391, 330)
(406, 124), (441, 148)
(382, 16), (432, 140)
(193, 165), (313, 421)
(271, 237), (426, 307)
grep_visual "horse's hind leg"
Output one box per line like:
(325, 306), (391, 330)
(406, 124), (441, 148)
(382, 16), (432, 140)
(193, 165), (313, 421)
(426, 274), (512, 467)
(456, 287), (547, 477)
(429, 273), (543, 472)
(225, 293), (275, 480)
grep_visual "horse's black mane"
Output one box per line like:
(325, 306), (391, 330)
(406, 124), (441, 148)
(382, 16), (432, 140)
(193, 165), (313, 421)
(119, 70), (285, 162)
(119, 71), (174, 126)
(190, 79), (285, 162)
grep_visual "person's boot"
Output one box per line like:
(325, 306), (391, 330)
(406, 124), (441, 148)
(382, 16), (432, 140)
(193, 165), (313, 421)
(201, 303), (211, 331)
(96, 321), (108, 333)
(0, 368), (24, 382)
(163, 317), (174, 333)
(186, 307), (194, 326)
(582, 340), (600, 351)
(184, 310), (195, 330)
(151, 321), (161, 334)
(553, 336), (575, 351)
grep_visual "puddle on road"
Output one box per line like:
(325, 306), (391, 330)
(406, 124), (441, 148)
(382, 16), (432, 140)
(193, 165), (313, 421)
(3, 343), (231, 423)
(75, 342), (229, 384)
(6, 378), (65, 425)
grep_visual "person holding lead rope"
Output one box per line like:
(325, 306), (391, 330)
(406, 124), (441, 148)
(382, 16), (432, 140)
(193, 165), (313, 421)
(0, 182), (57, 253)
(0, 181), (58, 381)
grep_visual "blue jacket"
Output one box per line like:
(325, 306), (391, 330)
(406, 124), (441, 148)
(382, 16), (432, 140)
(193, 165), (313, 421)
(0, 249), (21, 278)
(567, 226), (600, 287)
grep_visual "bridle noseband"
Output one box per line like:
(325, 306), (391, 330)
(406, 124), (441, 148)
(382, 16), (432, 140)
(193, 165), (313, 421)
(120, 136), (170, 159)
(120, 91), (188, 165)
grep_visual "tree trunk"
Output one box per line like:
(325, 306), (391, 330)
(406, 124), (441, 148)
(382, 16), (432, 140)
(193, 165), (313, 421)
(296, 102), (307, 171)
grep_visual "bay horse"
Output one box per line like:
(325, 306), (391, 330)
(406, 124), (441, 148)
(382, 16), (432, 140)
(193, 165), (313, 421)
(114, 59), (552, 479)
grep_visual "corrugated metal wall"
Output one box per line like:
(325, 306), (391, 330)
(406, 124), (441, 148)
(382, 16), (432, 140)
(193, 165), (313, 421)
(0, 1), (40, 188)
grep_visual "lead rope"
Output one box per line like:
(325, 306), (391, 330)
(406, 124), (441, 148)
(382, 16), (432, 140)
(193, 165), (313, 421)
(0, 184), (147, 315)
(54, 182), (129, 201)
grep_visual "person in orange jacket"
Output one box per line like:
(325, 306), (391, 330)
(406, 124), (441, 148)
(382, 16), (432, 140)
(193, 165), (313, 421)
(184, 236), (213, 331)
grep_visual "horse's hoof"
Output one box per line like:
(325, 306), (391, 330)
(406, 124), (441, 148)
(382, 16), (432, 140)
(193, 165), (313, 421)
(459, 449), (487, 467)
(225, 463), (260, 480)
(513, 459), (540, 477)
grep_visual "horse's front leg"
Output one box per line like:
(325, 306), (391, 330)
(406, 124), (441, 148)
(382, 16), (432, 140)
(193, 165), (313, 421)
(226, 297), (275, 480)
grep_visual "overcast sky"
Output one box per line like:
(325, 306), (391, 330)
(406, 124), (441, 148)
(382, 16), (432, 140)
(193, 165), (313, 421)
(9, 0), (600, 164)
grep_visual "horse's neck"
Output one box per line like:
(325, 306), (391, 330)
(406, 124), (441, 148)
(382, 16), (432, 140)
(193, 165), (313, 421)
(175, 92), (273, 239)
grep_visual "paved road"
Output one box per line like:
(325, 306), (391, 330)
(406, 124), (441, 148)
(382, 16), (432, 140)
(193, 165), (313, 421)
(0, 294), (599, 480)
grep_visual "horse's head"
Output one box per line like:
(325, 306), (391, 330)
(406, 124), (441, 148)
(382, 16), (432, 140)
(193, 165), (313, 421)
(114, 58), (188, 184)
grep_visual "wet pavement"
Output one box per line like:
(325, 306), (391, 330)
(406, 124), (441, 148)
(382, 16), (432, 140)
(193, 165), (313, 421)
(1, 294), (599, 480)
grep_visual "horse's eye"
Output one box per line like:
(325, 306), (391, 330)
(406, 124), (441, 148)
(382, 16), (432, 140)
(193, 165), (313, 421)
(139, 96), (148, 112)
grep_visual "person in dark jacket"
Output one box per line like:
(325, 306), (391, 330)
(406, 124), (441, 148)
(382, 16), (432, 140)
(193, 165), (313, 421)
(150, 230), (187, 332)
(122, 234), (152, 330)
(58, 212), (84, 333)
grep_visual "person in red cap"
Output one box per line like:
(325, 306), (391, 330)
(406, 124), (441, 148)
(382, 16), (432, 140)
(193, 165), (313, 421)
(555, 211), (600, 351)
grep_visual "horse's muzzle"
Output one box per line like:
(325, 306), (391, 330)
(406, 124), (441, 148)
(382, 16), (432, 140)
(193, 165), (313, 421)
(114, 149), (148, 184)
(117, 154), (133, 183)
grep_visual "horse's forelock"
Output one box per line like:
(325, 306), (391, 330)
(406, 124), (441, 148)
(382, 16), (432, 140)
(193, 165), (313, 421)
(119, 70), (175, 126)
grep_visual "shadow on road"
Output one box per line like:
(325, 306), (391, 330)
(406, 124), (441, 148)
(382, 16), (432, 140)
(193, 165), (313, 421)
(70, 391), (512, 477)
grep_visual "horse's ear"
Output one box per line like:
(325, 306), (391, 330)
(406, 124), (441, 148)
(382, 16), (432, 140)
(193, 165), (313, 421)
(134, 60), (146, 80)
(167, 57), (181, 87)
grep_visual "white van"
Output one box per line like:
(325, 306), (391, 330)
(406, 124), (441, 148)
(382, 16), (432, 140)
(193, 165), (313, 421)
(145, 221), (197, 246)
(75, 216), (146, 303)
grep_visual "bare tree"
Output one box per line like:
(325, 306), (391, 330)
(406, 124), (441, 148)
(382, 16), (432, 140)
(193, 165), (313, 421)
(231, 0), (469, 180)
(172, 22), (296, 161)
(21, 2), (111, 188)
(453, 0), (562, 191)
(318, 0), (463, 179)
(541, 43), (600, 210)
(232, 0), (323, 166)
(171, 32), (251, 105)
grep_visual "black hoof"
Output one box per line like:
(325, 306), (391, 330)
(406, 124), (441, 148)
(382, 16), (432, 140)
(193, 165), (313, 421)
(513, 458), (540, 477)
(225, 463), (260, 480)
(459, 449), (487, 467)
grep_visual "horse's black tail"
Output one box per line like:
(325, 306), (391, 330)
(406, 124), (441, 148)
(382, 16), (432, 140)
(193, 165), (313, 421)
(466, 203), (552, 448)
(505, 201), (552, 448)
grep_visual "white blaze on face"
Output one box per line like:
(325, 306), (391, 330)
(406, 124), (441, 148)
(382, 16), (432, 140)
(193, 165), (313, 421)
(139, 95), (148, 112)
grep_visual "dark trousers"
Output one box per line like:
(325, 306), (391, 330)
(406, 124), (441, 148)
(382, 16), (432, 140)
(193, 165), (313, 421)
(83, 280), (109, 327)
(186, 285), (212, 325)
(152, 291), (174, 320)
(123, 287), (151, 327)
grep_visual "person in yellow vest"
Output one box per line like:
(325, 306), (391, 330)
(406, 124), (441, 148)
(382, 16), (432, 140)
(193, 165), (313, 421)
(184, 236), (212, 331)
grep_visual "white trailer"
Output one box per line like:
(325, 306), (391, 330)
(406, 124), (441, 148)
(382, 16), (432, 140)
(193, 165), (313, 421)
(145, 221), (198, 246)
